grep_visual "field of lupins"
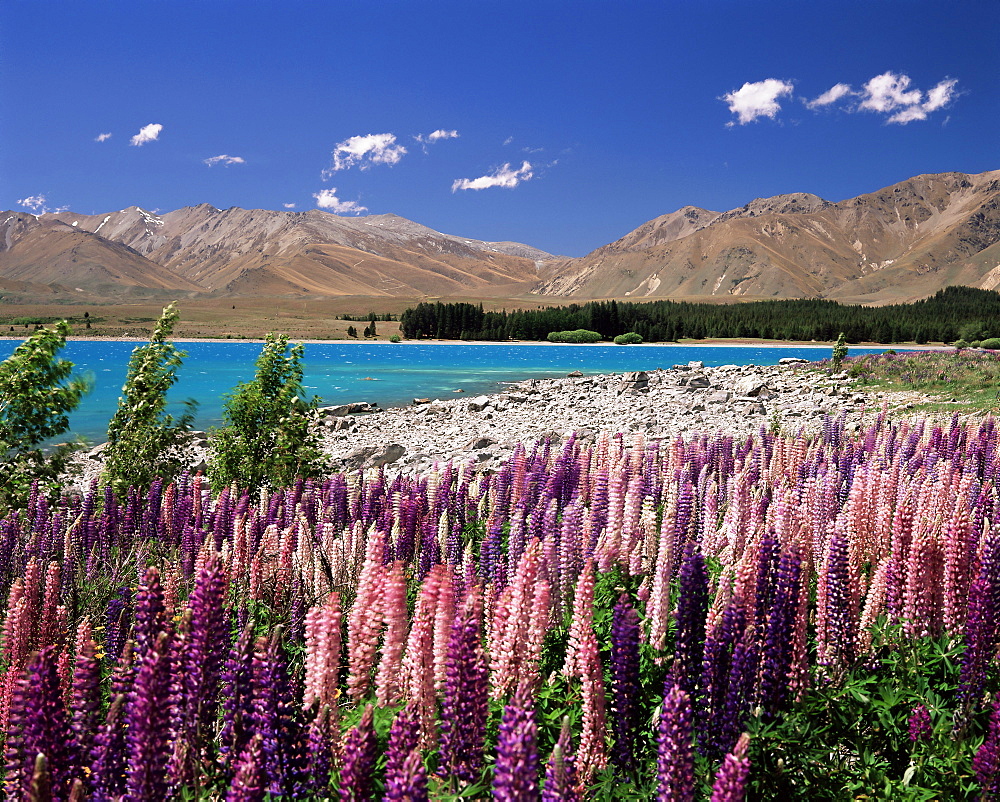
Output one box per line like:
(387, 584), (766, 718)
(4, 411), (1000, 799)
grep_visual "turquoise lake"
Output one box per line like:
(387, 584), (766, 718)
(0, 340), (890, 442)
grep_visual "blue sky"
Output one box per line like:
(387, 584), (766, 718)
(2, 1), (997, 256)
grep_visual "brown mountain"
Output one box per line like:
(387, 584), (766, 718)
(0, 212), (203, 298)
(35, 205), (554, 298)
(536, 170), (1000, 303)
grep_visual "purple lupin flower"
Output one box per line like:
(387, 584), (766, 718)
(908, 705), (932, 743)
(975, 700), (1000, 798)
(757, 548), (801, 718)
(709, 733), (750, 802)
(69, 631), (102, 777)
(958, 527), (1000, 711)
(249, 632), (306, 798)
(339, 704), (378, 802)
(105, 586), (133, 665)
(305, 706), (335, 797)
(173, 555), (230, 781)
(124, 631), (173, 801)
(699, 600), (746, 759)
(132, 566), (166, 656)
(438, 607), (489, 788)
(226, 734), (265, 802)
(657, 682), (695, 802)
(673, 544), (708, 701)
(542, 717), (579, 802)
(89, 693), (128, 799)
(384, 703), (427, 802)
(4, 647), (74, 799)
(493, 682), (540, 801)
(220, 623), (256, 769)
(610, 594), (642, 777)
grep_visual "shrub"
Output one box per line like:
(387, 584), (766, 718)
(979, 338), (1000, 350)
(208, 333), (328, 494)
(389, 334), (401, 343)
(831, 332), (849, 370)
(547, 329), (603, 344)
(953, 339), (970, 350)
(614, 332), (643, 345)
(0, 321), (91, 511)
(101, 303), (196, 494)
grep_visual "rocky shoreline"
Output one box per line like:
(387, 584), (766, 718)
(69, 358), (935, 490)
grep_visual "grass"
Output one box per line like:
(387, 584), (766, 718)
(837, 348), (1000, 414)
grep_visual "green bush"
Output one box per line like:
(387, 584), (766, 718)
(979, 337), (1000, 350)
(0, 321), (91, 511)
(101, 303), (196, 494)
(208, 333), (328, 494)
(831, 331), (849, 370)
(546, 329), (603, 344)
(389, 334), (401, 343)
(614, 332), (643, 345)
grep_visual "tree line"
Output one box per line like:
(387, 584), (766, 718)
(399, 286), (1000, 344)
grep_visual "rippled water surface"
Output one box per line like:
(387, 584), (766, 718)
(0, 340), (889, 441)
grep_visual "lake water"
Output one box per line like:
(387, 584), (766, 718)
(0, 340), (889, 443)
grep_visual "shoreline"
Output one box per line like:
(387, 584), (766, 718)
(0, 334), (944, 350)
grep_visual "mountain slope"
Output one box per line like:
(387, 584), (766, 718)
(44, 206), (552, 297)
(536, 170), (1000, 303)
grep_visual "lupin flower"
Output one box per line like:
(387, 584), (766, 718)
(339, 703), (378, 802)
(132, 566), (166, 656)
(346, 533), (386, 701)
(709, 732), (750, 802)
(542, 717), (579, 802)
(657, 682), (695, 802)
(493, 682), (540, 802)
(303, 592), (343, 713)
(124, 631), (173, 801)
(383, 703), (427, 802)
(375, 561), (409, 707)
(439, 607), (489, 788)
(305, 705), (336, 797)
(226, 734), (265, 802)
(69, 621), (102, 773)
(89, 693), (128, 799)
(908, 704), (932, 743)
(611, 594), (642, 776)
(673, 545), (708, 701)
(975, 700), (1000, 799)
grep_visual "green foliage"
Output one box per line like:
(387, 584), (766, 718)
(208, 333), (328, 494)
(389, 333), (401, 343)
(613, 332), (643, 345)
(953, 339), (970, 350)
(979, 337), (1000, 350)
(546, 329), (603, 344)
(401, 285), (1000, 344)
(101, 303), (196, 494)
(0, 321), (91, 511)
(831, 331), (849, 370)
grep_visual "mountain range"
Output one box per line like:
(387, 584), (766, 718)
(2, 168), (998, 305)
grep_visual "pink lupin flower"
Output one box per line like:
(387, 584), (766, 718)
(576, 617), (608, 785)
(303, 592), (342, 712)
(375, 561), (409, 707)
(346, 532), (386, 701)
(490, 541), (550, 699)
(943, 511), (975, 637)
(564, 562), (595, 678)
(647, 493), (677, 652)
(402, 569), (440, 749)
(38, 562), (62, 651)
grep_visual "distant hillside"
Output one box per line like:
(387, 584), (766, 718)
(535, 170), (1000, 304)
(0, 205), (556, 300)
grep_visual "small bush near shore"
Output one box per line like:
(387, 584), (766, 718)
(547, 329), (603, 343)
(614, 332), (643, 345)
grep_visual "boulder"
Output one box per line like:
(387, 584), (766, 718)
(413, 398), (431, 405)
(466, 436), (497, 451)
(733, 378), (768, 397)
(618, 371), (650, 394)
(778, 357), (810, 364)
(687, 374), (711, 389)
(339, 443), (406, 471)
(567, 370), (584, 377)
(467, 396), (491, 412)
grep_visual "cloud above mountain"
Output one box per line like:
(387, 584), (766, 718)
(313, 188), (367, 214)
(324, 133), (406, 175)
(721, 79), (795, 125)
(452, 161), (534, 192)
(203, 154), (246, 167)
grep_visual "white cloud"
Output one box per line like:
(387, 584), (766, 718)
(203, 154), (246, 167)
(324, 133), (406, 174)
(451, 161), (533, 192)
(858, 72), (923, 113)
(130, 123), (163, 146)
(313, 188), (368, 215)
(16, 194), (67, 214)
(856, 72), (959, 124)
(806, 83), (853, 109)
(502, 136), (513, 146)
(95, 132), (113, 142)
(283, 202), (296, 209)
(417, 129), (459, 143)
(721, 79), (794, 125)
